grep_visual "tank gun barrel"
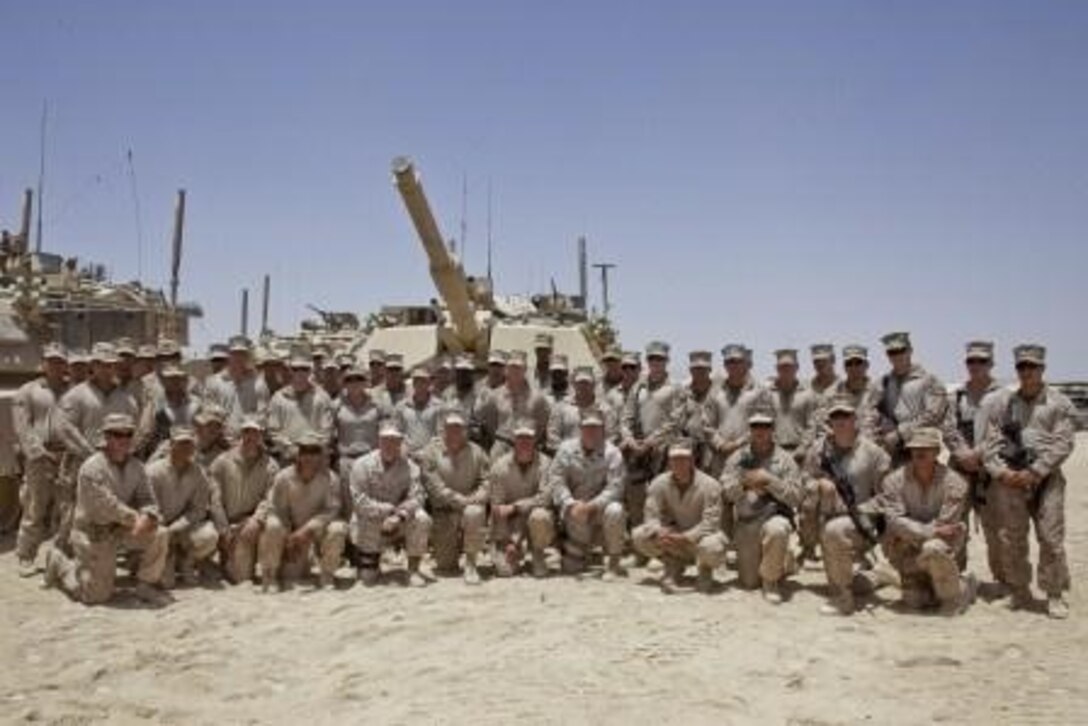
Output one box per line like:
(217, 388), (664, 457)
(391, 157), (481, 349)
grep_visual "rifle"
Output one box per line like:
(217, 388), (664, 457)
(954, 389), (989, 509)
(818, 444), (886, 545)
(736, 451), (796, 528)
(999, 404), (1046, 513)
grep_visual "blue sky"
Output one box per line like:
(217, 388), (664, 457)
(2, 1), (1086, 380)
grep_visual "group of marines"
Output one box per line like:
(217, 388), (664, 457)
(10, 330), (1076, 619)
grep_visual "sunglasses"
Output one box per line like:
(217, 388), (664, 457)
(966, 358), (990, 366)
(750, 422), (774, 429)
(844, 359), (866, 367)
(828, 412), (854, 420)
(106, 431), (134, 439)
(1015, 362), (1041, 372)
(298, 446), (323, 455)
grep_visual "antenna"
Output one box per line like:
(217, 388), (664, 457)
(126, 150), (145, 281)
(240, 288), (250, 336)
(577, 236), (588, 310)
(592, 262), (616, 316)
(486, 177), (493, 283)
(170, 189), (186, 307)
(19, 188), (32, 255)
(261, 274), (271, 336)
(460, 172), (468, 264)
(35, 100), (47, 253)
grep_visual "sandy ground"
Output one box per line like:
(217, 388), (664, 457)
(2, 436), (1087, 726)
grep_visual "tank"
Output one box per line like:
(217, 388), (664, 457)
(0, 189), (202, 531)
(351, 156), (618, 371)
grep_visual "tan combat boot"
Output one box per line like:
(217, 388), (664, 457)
(407, 556), (427, 588)
(601, 554), (627, 583)
(463, 553), (481, 585)
(530, 549), (548, 579)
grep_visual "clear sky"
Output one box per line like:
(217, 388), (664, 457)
(2, 1), (1086, 381)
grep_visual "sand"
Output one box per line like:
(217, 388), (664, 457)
(2, 435), (1087, 726)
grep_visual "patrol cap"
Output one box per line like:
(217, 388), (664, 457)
(336, 353), (356, 370)
(513, 421), (536, 438)
(321, 357), (340, 371)
(507, 350), (528, 368)
(228, 335), (253, 353)
(102, 413), (137, 434)
(905, 427), (942, 450)
(194, 404), (226, 426)
(239, 416), (264, 432)
(115, 338), (136, 357)
(748, 408), (775, 426)
(580, 411), (605, 427)
(385, 353), (405, 370)
(842, 344), (868, 362)
(549, 354), (569, 372)
(69, 349), (90, 366)
(343, 367), (368, 382)
(136, 344), (157, 360)
(827, 395), (856, 416)
(378, 422), (404, 439)
(42, 343), (67, 361)
(435, 355), (453, 371)
(774, 349), (799, 366)
(620, 351), (641, 367)
(169, 426), (196, 443)
(410, 366), (431, 380)
(1013, 344), (1046, 366)
(965, 341), (994, 361)
(881, 331), (912, 353)
(721, 343), (747, 362)
(368, 349), (387, 365)
(533, 332), (554, 350)
(600, 348), (621, 363)
(294, 430), (326, 450)
(688, 350), (713, 369)
(157, 339), (182, 358)
(488, 350), (508, 365)
(443, 412), (466, 427)
(810, 343), (835, 361)
(645, 340), (670, 360)
(208, 343), (229, 360)
(668, 439), (694, 458)
(90, 342), (120, 364)
(288, 355), (313, 370)
(573, 365), (595, 384)
(454, 355), (475, 371)
(160, 363), (187, 379)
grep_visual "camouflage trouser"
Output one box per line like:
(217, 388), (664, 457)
(561, 501), (626, 557)
(163, 520), (219, 584)
(52, 525), (169, 605)
(992, 475), (1069, 595)
(431, 505), (486, 571)
(220, 521), (261, 584)
(350, 505), (431, 558)
(257, 516), (347, 581)
(797, 479), (822, 554)
(53, 453), (86, 554)
(490, 507), (554, 552)
(821, 516), (874, 590)
(734, 514), (792, 589)
(976, 494), (1005, 582)
(631, 524), (727, 570)
(16, 454), (61, 561)
(882, 534), (964, 605)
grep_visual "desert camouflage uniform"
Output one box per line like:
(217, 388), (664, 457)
(147, 458), (218, 582)
(348, 451), (431, 558)
(478, 383), (551, 457)
(878, 463), (970, 607)
(208, 446), (280, 583)
(876, 365), (947, 465)
(802, 436), (890, 592)
(720, 444), (803, 589)
(632, 469), (726, 572)
(982, 385), (1076, 597)
(47, 452), (168, 604)
(488, 450), (555, 560)
(266, 385), (335, 457)
(419, 439), (490, 571)
(13, 376), (68, 561)
(255, 465), (347, 582)
(549, 439), (627, 559)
